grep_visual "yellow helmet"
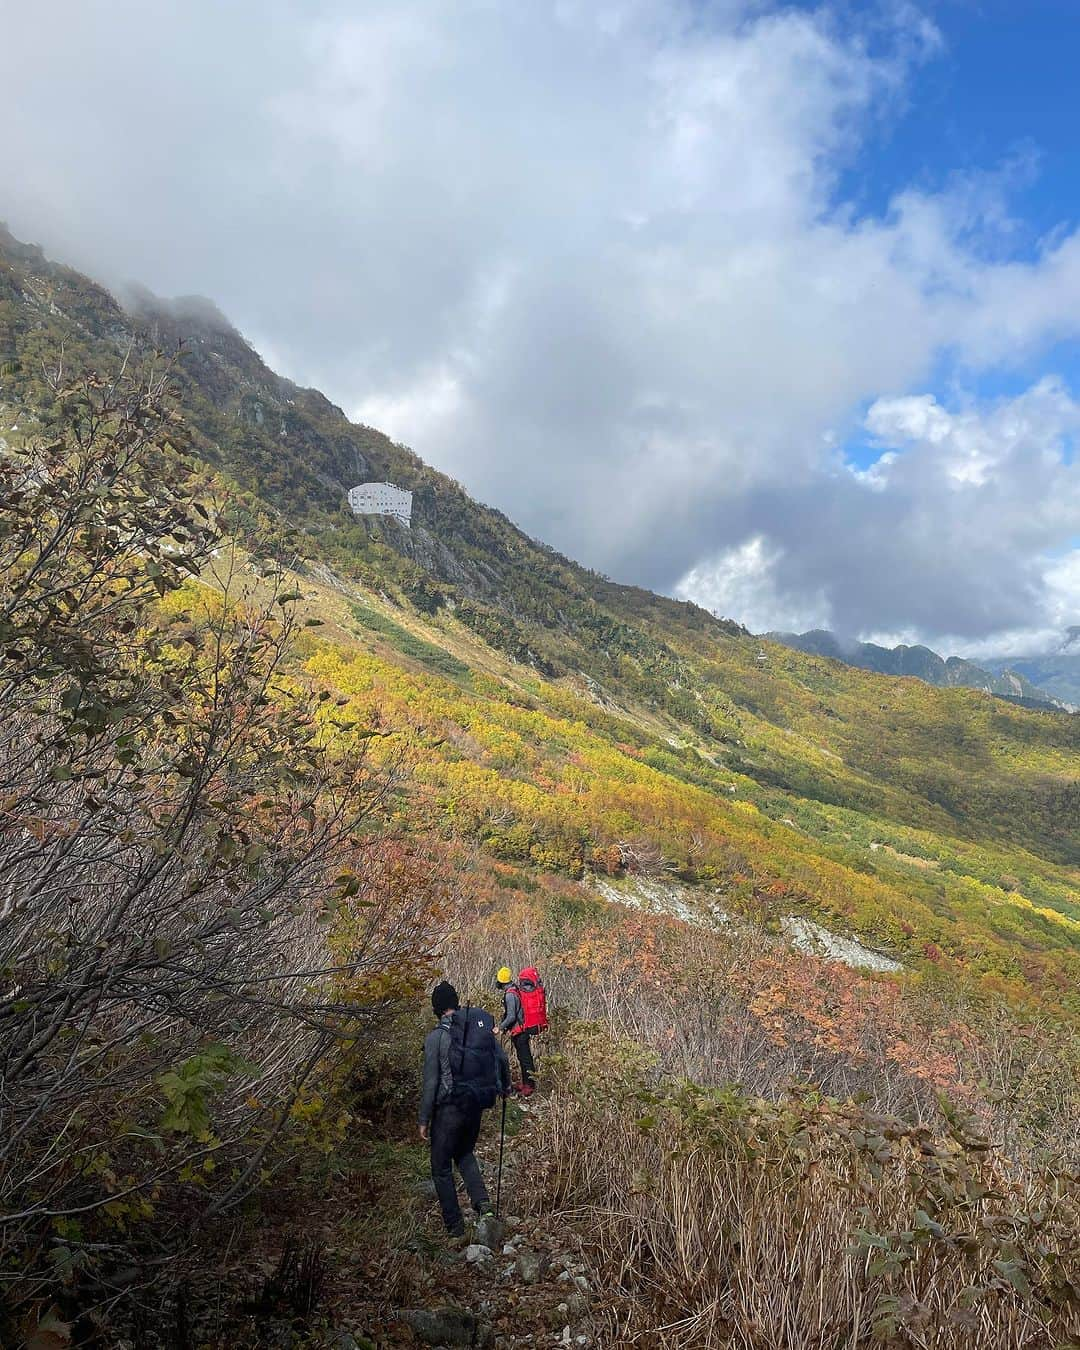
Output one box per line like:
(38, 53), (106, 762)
(496, 966), (513, 984)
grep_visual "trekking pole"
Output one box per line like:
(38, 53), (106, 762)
(495, 1092), (507, 1219)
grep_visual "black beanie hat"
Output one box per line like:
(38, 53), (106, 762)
(432, 981), (459, 1017)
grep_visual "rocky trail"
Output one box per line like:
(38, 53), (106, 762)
(339, 1092), (597, 1350)
(160, 1090), (599, 1350)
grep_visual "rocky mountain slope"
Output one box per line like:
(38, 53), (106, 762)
(983, 647), (1080, 708)
(0, 224), (744, 682)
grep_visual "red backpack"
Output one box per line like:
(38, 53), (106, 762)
(515, 967), (548, 1035)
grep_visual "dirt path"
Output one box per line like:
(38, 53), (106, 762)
(174, 1089), (597, 1348)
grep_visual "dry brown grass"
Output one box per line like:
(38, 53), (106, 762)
(529, 1024), (1080, 1349)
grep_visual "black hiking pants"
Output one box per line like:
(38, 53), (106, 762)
(511, 1030), (535, 1087)
(430, 1098), (490, 1233)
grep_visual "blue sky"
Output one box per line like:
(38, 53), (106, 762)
(1, 0), (1078, 652)
(819, 0), (1080, 469)
(837, 1), (1080, 231)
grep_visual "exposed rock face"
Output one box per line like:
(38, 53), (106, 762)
(397, 521), (476, 588)
(781, 916), (902, 973)
(593, 874), (902, 973)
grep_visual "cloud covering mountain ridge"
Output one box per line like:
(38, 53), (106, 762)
(1, 0), (1078, 648)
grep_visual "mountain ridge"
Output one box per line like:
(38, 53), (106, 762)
(768, 627), (1074, 710)
(982, 651), (1080, 708)
(2, 222), (1078, 874)
(0, 220), (754, 723)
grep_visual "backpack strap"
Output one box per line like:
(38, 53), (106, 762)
(436, 1013), (455, 1100)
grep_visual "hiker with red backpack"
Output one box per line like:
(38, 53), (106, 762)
(420, 981), (511, 1236)
(496, 965), (548, 1097)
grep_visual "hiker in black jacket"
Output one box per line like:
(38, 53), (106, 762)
(419, 981), (510, 1236)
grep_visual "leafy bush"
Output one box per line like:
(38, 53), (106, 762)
(0, 370), (448, 1323)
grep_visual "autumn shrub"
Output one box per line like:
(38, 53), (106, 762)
(305, 638), (1080, 1013)
(532, 1022), (1080, 1349)
(447, 873), (1080, 1157)
(0, 370), (447, 1330)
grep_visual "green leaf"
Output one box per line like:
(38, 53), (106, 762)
(993, 1260), (1032, 1298)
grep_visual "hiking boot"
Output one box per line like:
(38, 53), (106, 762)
(519, 1082), (536, 1098)
(447, 1220), (466, 1238)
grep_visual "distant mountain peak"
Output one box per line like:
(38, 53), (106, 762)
(769, 628), (1068, 710)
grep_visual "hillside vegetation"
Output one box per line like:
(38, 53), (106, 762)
(1, 228), (1078, 1347)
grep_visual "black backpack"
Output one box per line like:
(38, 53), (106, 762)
(446, 1006), (499, 1109)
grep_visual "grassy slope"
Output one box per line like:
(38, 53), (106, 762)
(168, 552), (1075, 1016)
(2, 227), (1078, 1014)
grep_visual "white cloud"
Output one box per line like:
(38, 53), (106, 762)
(679, 377), (1080, 646)
(675, 536), (833, 635)
(870, 545), (1080, 660)
(865, 379), (1080, 487)
(353, 367), (466, 454)
(1, 1), (1079, 646)
(866, 396), (953, 449)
